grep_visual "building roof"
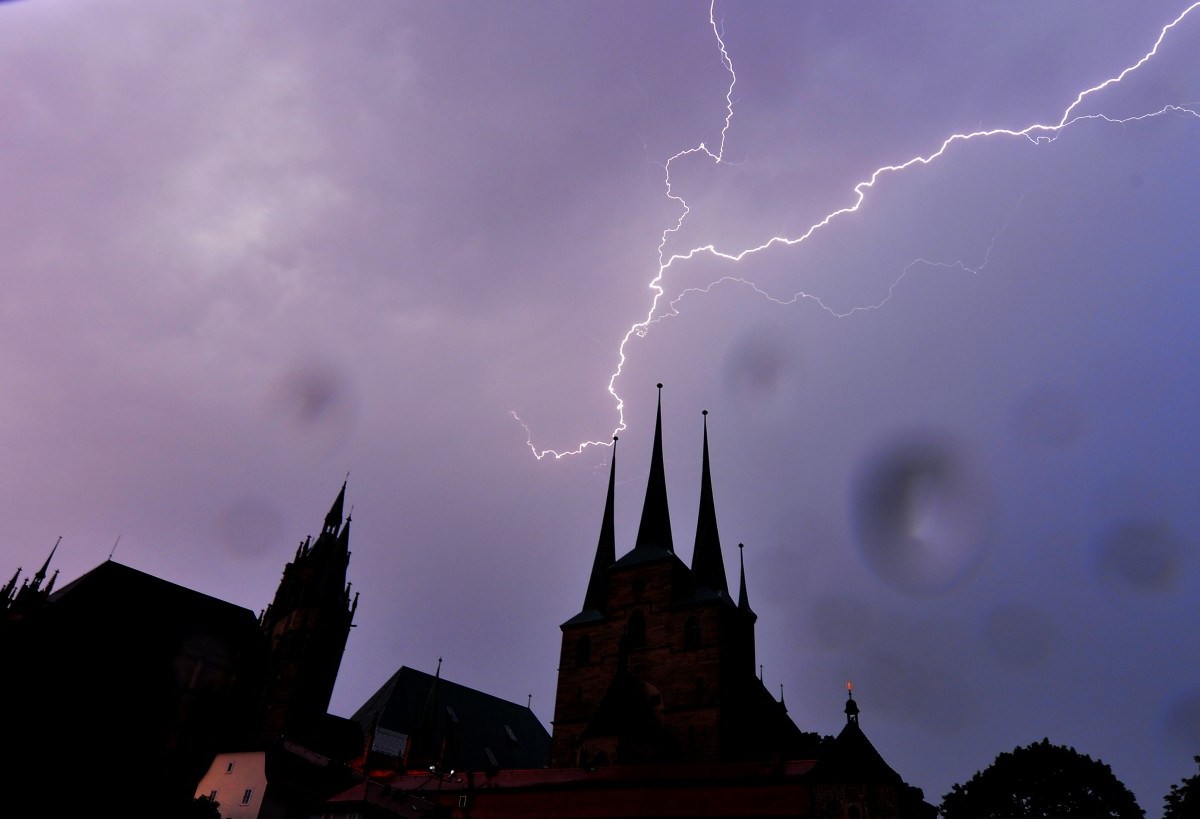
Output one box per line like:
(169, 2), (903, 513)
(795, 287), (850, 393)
(352, 665), (551, 773)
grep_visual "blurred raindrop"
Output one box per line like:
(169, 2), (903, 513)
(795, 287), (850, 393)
(981, 602), (1055, 669)
(215, 496), (286, 558)
(850, 432), (990, 595)
(267, 357), (358, 453)
(1009, 383), (1085, 450)
(1162, 689), (1200, 750)
(722, 327), (804, 418)
(1093, 518), (1185, 593)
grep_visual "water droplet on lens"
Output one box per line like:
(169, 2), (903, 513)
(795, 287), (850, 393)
(850, 432), (990, 595)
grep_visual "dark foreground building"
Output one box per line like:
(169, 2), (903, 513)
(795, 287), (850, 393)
(2, 387), (934, 819)
(0, 483), (361, 815)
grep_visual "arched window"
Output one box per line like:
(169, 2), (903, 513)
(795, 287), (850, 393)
(627, 610), (646, 649)
(683, 616), (700, 650)
(574, 634), (591, 667)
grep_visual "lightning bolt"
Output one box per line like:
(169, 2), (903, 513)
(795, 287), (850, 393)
(514, 1), (1200, 460)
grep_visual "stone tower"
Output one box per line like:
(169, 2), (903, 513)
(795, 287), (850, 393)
(550, 386), (814, 767)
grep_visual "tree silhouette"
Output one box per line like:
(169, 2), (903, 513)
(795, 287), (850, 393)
(940, 738), (1144, 819)
(1163, 755), (1200, 819)
(185, 795), (222, 819)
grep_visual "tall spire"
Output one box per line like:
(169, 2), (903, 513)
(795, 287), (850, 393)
(31, 537), (61, 591)
(634, 384), (673, 553)
(582, 437), (618, 613)
(690, 411), (728, 595)
(324, 479), (347, 535)
(737, 543), (755, 619)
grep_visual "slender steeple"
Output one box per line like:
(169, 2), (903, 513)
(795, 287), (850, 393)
(582, 438), (618, 613)
(324, 479), (347, 536)
(633, 384), (673, 553)
(691, 411), (728, 595)
(31, 537), (61, 591)
(737, 543), (756, 619)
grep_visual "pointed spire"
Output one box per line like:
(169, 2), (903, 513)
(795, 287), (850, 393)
(1, 566), (21, 605)
(324, 480), (347, 535)
(32, 537), (61, 590)
(737, 543), (756, 618)
(691, 411), (728, 594)
(338, 510), (352, 546)
(634, 384), (674, 553)
(582, 437), (618, 613)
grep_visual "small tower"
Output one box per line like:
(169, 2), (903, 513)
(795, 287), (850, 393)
(257, 481), (359, 744)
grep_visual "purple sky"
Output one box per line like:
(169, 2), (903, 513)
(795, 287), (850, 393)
(4, 1), (1198, 814)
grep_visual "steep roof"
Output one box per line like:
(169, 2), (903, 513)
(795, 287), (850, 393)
(351, 665), (551, 772)
(566, 437), (618, 625)
(630, 384), (673, 557)
(810, 691), (904, 785)
(690, 410), (729, 598)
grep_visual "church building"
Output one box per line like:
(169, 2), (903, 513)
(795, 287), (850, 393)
(319, 386), (935, 818)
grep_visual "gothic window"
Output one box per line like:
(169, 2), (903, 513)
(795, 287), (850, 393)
(574, 634), (591, 667)
(683, 616), (700, 650)
(627, 610), (646, 649)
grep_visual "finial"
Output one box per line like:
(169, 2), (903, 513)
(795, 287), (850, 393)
(657, 382), (663, 390)
(613, 435), (618, 443)
(702, 409), (708, 416)
(527, 693), (532, 709)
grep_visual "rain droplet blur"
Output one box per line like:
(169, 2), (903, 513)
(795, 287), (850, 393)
(1094, 518), (1185, 593)
(267, 357), (357, 454)
(1162, 689), (1200, 750)
(722, 327), (804, 420)
(850, 432), (990, 595)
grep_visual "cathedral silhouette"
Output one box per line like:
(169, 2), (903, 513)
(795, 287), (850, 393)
(1, 386), (934, 818)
